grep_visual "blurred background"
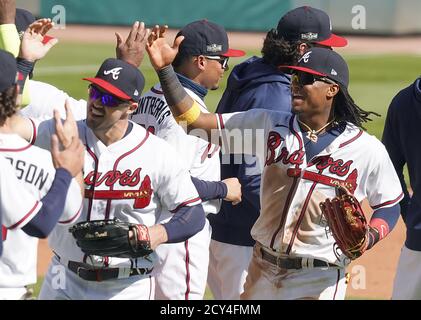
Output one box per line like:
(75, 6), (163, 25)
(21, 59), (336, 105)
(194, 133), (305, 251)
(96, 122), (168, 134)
(13, 0), (421, 300)
(15, 0), (421, 34)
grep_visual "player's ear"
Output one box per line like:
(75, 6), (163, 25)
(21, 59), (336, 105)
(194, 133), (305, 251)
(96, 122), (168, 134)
(326, 84), (340, 98)
(298, 43), (310, 55)
(127, 102), (139, 114)
(196, 55), (206, 71)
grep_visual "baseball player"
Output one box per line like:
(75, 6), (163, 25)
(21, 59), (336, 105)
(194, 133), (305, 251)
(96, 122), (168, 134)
(0, 18), (234, 300)
(27, 57), (208, 300)
(0, 112), (84, 300)
(0, 48), (85, 299)
(130, 20), (244, 299)
(10, 19), (242, 299)
(0, 26), (83, 299)
(208, 6), (348, 299)
(147, 30), (404, 299)
(383, 77), (421, 299)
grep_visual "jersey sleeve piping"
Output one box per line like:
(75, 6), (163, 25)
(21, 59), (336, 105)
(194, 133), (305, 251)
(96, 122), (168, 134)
(58, 202), (83, 225)
(7, 201), (42, 229)
(170, 197), (202, 213)
(216, 113), (225, 130)
(371, 192), (404, 210)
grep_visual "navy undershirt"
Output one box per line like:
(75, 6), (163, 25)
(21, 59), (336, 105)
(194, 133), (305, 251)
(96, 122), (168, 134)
(301, 124), (344, 162)
(124, 122), (133, 138)
(22, 168), (72, 238)
(191, 177), (227, 201)
(164, 205), (206, 243)
(164, 178), (227, 242)
(176, 73), (208, 101)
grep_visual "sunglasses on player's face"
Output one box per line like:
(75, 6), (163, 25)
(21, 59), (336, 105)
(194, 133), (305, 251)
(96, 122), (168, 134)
(291, 72), (336, 87)
(203, 55), (230, 70)
(88, 85), (128, 107)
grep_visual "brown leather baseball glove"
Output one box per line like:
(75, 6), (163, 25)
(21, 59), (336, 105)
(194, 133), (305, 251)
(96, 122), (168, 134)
(319, 186), (369, 260)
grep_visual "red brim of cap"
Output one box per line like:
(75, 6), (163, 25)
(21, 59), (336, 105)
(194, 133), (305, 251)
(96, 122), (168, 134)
(316, 33), (348, 48)
(83, 78), (132, 101)
(222, 48), (246, 57)
(279, 66), (327, 77)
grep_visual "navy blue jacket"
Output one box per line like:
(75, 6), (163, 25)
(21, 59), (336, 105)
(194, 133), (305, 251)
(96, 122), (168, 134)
(208, 56), (291, 246)
(382, 78), (421, 251)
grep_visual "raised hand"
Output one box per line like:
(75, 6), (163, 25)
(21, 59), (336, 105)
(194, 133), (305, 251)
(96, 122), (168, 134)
(54, 99), (79, 149)
(146, 25), (184, 70)
(0, 0), (16, 24)
(19, 18), (58, 62)
(51, 134), (85, 177)
(116, 21), (149, 67)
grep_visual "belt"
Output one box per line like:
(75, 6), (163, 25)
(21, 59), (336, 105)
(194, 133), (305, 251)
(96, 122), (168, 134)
(68, 261), (153, 282)
(260, 248), (337, 270)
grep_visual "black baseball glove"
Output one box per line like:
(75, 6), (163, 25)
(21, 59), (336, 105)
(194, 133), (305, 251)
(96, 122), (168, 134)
(69, 218), (153, 259)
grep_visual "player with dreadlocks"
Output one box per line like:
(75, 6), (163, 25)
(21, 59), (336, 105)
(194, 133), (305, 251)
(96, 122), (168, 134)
(207, 6), (349, 300)
(146, 29), (404, 299)
(330, 80), (379, 129)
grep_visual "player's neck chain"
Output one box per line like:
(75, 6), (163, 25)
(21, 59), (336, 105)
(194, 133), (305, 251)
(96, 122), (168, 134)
(298, 118), (336, 143)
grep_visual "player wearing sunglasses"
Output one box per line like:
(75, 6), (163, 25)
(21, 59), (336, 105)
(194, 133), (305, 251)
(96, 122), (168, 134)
(203, 55), (230, 70)
(206, 6), (349, 300)
(147, 27), (404, 299)
(85, 82), (139, 137)
(24, 57), (211, 300)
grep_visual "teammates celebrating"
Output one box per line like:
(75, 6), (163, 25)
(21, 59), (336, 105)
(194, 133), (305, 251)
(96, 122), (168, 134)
(0, 0), (418, 300)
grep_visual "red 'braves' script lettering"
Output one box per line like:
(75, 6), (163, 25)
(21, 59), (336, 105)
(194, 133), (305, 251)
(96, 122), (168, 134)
(310, 156), (353, 177)
(84, 168), (142, 187)
(266, 131), (304, 167)
(265, 132), (353, 178)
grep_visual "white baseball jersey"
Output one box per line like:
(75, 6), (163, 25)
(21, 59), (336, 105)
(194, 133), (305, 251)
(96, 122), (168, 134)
(0, 155), (42, 231)
(217, 110), (403, 266)
(130, 84), (220, 299)
(131, 84), (221, 215)
(20, 80), (87, 121)
(34, 119), (201, 269)
(0, 131), (83, 289)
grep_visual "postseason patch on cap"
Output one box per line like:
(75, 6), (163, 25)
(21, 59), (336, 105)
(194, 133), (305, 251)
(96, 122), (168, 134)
(206, 44), (223, 53)
(301, 32), (318, 41)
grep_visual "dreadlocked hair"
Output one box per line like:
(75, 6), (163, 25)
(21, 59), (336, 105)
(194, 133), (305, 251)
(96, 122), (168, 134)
(333, 85), (380, 130)
(0, 85), (18, 126)
(261, 28), (303, 67)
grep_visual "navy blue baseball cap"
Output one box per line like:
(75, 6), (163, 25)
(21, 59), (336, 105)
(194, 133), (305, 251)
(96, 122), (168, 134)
(277, 6), (347, 47)
(0, 49), (18, 92)
(83, 58), (145, 102)
(281, 47), (349, 88)
(15, 8), (35, 38)
(176, 20), (245, 57)
(15, 8), (55, 45)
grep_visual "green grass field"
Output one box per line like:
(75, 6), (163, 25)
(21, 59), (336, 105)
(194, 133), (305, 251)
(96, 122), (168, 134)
(31, 42), (420, 300)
